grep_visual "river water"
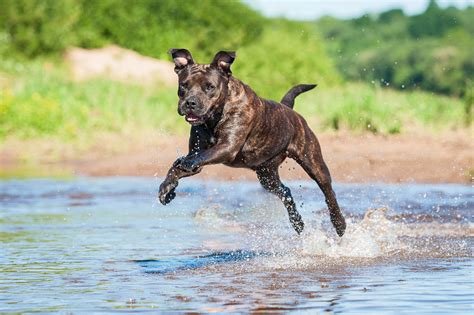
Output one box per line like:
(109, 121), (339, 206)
(1, 177), (472, 313)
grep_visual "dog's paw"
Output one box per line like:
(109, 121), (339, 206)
(172, 156), (186, 167)
(178, 158), (200, 172)
(293, 220), (305, 235)
(289, 211), (305, 235)
(331, 213), (346, 237)
(158, 182), (177, 205)
(159, 189), (176, 205)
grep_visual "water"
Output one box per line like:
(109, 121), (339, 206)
(1, 177), (472, 313)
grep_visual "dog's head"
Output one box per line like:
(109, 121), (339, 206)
(169, 49), (236, 125)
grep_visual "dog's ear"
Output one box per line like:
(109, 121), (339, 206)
(211, 51), (236, 75)
(169, 48), (194, 73)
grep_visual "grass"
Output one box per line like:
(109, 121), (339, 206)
(295, 83), (469, 134)
(0, 58), (188, 139)
(0, 57), (470, 143)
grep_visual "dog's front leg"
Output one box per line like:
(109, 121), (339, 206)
(159, 143), (231, 204)
(158, 157), (202, 205)
(179, 122), (249, 172)
(178, 142), (239, 172)
(159, 126), (212, 205)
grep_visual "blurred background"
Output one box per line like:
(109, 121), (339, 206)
(0, 0), (472, 180)
(2, 3), (473, 313)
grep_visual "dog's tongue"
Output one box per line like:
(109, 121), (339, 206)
(185, 113), (200, 123)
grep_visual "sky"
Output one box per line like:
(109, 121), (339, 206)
(243, 0), (474, 20)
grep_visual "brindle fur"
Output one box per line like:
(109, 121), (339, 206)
(159, 49), (346, 236)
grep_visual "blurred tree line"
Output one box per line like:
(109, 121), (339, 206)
(0, 0), (263, 61)
(0, 0), (339, 99)
(315, 0), (473, 97)
(0, 0), (472, 98)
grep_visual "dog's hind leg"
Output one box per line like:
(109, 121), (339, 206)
(291, 132), (346, 237)
(255, 165), (304, 234)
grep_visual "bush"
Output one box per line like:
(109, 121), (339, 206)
(0, 0), (80, 57)
(0, 0), (265, 60)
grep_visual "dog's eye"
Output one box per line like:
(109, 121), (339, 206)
(205, 84), (215, 92)
(180, 83), (188, 90)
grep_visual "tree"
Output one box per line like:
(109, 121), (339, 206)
(408, 0), (459, 38)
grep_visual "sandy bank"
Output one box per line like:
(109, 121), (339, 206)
(1, 132), (472, 183)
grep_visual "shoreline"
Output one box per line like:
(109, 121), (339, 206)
(1, 132), (472, 183)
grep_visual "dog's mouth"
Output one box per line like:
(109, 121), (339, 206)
(185, 113), (203, 124)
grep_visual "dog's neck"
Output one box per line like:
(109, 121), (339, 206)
(204, 110), (223, 131)
(228, 76), (256, 103)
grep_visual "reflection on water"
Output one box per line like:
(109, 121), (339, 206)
(0, 178), (472, 313)
(135, 250), (265, 274)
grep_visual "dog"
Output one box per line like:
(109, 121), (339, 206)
(158, 49), (346, 236)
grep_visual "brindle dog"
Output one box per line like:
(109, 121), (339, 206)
(158, 49), (346, 236)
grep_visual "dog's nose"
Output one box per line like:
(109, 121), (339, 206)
(185, 97), (198, 109)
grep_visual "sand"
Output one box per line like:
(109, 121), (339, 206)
(1, 131), (472, 183)
(65, 45), (176, 87)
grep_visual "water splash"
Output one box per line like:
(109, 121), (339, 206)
(193, 205), (472, 261)
(302, 207), (404, 258)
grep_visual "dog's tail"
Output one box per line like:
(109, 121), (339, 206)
(280, 84), (317, 108)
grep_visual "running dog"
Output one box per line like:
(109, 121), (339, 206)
(158, 49), (346, 236)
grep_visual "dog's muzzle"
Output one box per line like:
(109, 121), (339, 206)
(182, 97), (205, 124)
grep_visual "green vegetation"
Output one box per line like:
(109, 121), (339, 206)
(0, 59), (187, 138)
(0, 0), (263, 60)
(315, 0), (473, 97)
(0, 0), (471, 140)
(0, 58), (466, 139)
(297, 84), (467, 134)
(0, 0), (338, 99)
(237, 19), (340, 100)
